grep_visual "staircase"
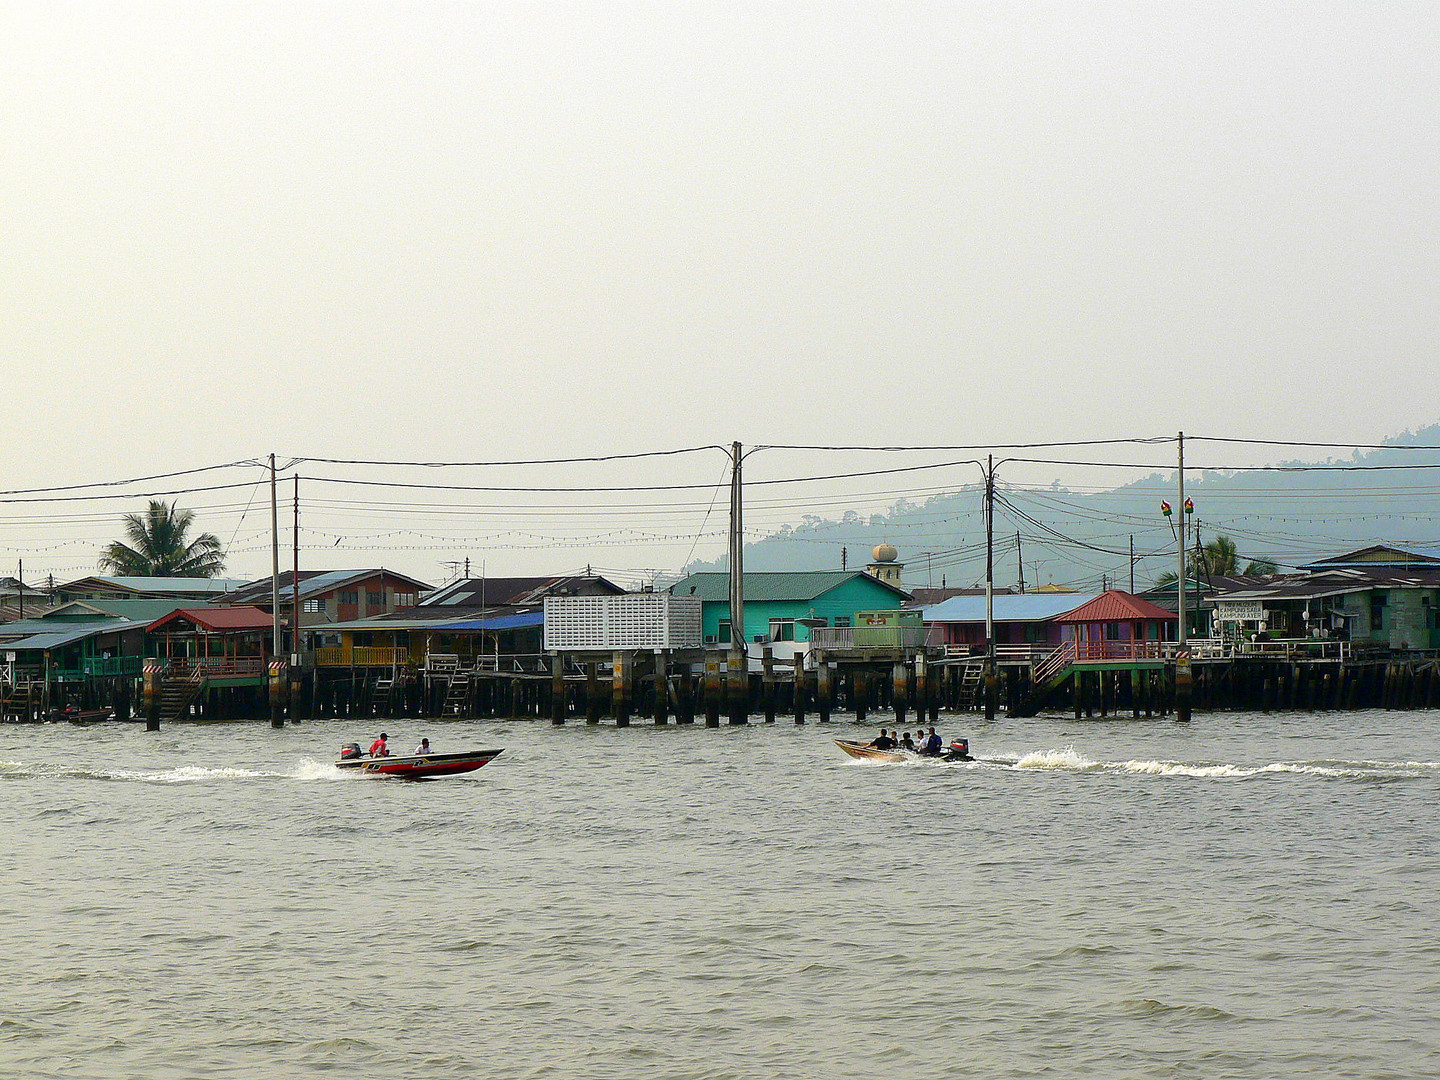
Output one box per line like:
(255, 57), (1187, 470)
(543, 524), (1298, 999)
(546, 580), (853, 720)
(441, 670), (471, 715)
(956, 660), (985, 709)
(158, 668), (207, 723)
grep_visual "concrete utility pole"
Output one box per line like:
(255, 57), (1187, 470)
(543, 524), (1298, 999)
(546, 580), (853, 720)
(727, 441), (747, 723)
(1175, 432), (1192, 722)
(984, 455), (997, 721)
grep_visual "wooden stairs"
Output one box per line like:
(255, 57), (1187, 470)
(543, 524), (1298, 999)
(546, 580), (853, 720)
(158, 667), (208, 723)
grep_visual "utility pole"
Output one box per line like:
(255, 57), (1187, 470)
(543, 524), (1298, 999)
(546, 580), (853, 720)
(292, 476), (302, 653)
(727, 441), (747, 723)
(984, 455), (996, 721)
(292, 476), (302, 721)
(16, 560), (21, 620)
(1016, 532), (1025, 594)
(269, 453), (283, 728)
(1130, 535), (1135, 594)
(1175, 432), (1191, 722)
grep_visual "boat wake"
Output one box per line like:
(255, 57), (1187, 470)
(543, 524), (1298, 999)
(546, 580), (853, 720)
(0, 759), (346, 783)
(1002, 746), (1440, 782)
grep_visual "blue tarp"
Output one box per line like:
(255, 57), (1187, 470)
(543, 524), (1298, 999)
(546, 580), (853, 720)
(439, 611), (546, 632)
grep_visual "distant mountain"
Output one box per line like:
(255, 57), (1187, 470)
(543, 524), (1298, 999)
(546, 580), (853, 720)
(680, 425), (1440, 592)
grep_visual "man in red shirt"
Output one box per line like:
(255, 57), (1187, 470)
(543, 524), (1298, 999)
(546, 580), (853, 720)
(368, 732), (390, 757)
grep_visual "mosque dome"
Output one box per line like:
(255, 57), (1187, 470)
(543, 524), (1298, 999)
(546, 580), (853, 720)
(871, 542), (898, 564)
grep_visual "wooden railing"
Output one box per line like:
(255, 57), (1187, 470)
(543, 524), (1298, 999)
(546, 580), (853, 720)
(314, 646), (410, 668)
(809, 626), (928, 651)
(166, 656), (268, 678)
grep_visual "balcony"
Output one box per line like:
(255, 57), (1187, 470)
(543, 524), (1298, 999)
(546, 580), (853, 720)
(809, 626), (929, 652)
(166, 656), (269, 679)
(314, 646), (410, 668)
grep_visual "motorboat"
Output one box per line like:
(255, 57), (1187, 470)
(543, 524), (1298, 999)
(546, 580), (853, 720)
(835, 737), (973, 763)
(834, 739), (909, 763)
(335, 743), (503, 779)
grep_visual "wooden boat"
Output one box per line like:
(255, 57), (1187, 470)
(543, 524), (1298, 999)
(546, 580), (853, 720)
(835, 739), (909, 763)
(335, 748), (504, 780)
(53, 707), (115, 725)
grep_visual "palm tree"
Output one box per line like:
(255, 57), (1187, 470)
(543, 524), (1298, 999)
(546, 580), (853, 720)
(98, 501), (226, 577)
(1154, 534), (1277, 588)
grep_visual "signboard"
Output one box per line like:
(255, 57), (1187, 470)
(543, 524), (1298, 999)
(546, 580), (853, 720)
(1216, 600), (1265, 623)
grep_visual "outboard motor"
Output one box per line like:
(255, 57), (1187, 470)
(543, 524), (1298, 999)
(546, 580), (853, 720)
(943, 738), (972, 762)
(339, 742), (365, 761)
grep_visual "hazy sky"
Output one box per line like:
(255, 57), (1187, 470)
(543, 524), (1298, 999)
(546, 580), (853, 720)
(4, 3), (1438, 585)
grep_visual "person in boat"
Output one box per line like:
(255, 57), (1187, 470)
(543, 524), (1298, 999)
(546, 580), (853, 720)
(368, 732), (390, 757)
(899, 731), (916, 751)
(415, 738), (431, 756)
(918, 727), (943, 757)
(866, 729), (897, 750)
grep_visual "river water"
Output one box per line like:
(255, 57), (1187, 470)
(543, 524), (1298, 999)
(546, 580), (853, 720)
(2, 709), (1436, 1079)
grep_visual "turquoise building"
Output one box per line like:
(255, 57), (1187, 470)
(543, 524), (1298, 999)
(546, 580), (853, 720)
(669, 571), (910, 645)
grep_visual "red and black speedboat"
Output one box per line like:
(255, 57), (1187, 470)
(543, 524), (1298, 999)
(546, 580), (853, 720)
(336, 743), (503, 780)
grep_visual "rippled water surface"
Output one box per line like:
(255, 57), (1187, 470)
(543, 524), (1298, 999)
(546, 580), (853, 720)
(2, 710), (1438, 1079)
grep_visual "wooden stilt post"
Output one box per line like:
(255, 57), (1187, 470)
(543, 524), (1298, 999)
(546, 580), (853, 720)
(551, 652), (565, 724)
(854, 669), (868, 723)
(613, 651), (630, 726)
(892, 661), (909, 727)
(704, 653), (721, 727)
(653, 650), (668, 724)
(762, 645), (776, 723)
(816, 652), (831, 723)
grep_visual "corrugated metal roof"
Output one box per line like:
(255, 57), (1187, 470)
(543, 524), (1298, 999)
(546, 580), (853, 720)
(1300, 544), (1440, 570)
(672, 571), (909, 603)
(60, 576), (249, 594)
(420, 575), (624, 607)
(41, 599), (213, 623)
(323, 606), (545, 633)
(922, 593), (1099, 623)
(149, 607), (273, 632)
(222, 569), (432, 604)
(440, 611), (546, 631)
(1054, 591), (1178, 623)
(0, 622), (145, 651)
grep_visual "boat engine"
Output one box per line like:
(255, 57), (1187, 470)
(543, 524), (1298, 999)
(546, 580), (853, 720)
(339, 742), (365, 761)
(942, 738), (972, 762)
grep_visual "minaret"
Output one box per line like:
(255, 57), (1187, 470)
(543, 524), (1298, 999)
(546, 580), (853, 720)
(866, 543), (904, 587)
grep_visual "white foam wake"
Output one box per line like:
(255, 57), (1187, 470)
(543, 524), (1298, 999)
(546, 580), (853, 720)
(1006, 746), (1438, 781)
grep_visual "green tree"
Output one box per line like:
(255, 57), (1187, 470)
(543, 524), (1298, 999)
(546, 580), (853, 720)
(1154, 534), (1276, 587)
(98, 501), (226, 577)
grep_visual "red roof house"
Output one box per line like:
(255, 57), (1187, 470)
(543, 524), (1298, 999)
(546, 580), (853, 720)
(1053, 591), (1177, 642)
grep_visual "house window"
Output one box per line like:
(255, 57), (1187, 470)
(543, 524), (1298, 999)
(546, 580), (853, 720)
(717, 619), (732, 643)
(1370, 593), (1386, 632)
(834, 616), (851, 628)
(393, 592), (414, 608)
(303, 599), (320, 613)
(769, 619), (796, 642)
(339, 590), (358, 605)
(367, 590), (384, 607)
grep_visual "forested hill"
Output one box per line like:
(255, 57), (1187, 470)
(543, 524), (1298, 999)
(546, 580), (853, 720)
(680, 426), (1440, 592)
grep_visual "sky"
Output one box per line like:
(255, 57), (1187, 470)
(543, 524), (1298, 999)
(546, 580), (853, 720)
(3, 2), (1438, 587)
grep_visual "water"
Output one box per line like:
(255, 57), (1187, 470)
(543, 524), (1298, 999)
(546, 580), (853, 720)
(2, 710), (1437, 1079)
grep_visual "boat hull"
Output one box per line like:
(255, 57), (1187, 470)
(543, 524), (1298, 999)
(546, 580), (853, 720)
(834, 739), (909, 763)
(335, 749), (503, 779)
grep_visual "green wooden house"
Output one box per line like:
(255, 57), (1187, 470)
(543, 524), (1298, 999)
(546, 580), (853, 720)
(669, 571), (910, 645)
